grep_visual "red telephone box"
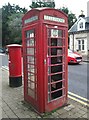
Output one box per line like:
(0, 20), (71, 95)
(22, 8), (68, 113)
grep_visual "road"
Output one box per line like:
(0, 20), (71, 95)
(1, 54), (89, 100)
(0, 53), (8, 67)
(68, 62), (89, 100)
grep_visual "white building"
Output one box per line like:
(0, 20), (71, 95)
(69, 16), (89, 55)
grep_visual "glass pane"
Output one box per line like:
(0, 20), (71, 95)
(26, 30), (34, 38)
(82, 45), (84, 50)
(28, 81), (35, 89)
(30, 74), (35, 82)
(48, 76), (51, 83)
(51, 48), (57, 55)
(51, 90), (62, 100)
(58, 30), (63, 37)
(78, 40), (81, 44)
(27, 39), (34, 46)
(57, 48), (62, 55)
(48, 84), (51, 92)
(51, 81), (62, 91)
(50, 29), (63, 38)
(48, 48), (51, 55)
(48, 94), (51, 102)
(27, 48), (34, 55)
(51, 56), (62, 64)
(28, 64), (35, 73)
(51, 48), (63, 56)
(28, 81), (31, 88)
(48, 66), (51, 74)
(79, 45), (81, 50)
(27, 39), (30, 46)
(30, 82), (35, 89)
(51, 65), (62, 73)
(51, 73), (62, 81)
(28, 72), (35, 81)
(51, 29), (59, 38)
(26, 31), (30, 38)
(28, 72), (31, 79)
(27, 56), (34, 64)
(48, 38), (51, 46)
(29, 39), (34, 46)
(82, 40), (84, 44)
(57, 39), (63, 46)
(51, 38), (57, 46)
(28, 88), (35, 98)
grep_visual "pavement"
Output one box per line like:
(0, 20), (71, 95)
(82, 55), (89, 62)
(0, 67), (89, 119)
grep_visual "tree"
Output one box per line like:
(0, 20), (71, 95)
(0, 9), (2, 47)
(60, 7), (77, 29)
(30, 0), (55, 8)
(8, 13), (23, 44)
(2, 3), (27, 47)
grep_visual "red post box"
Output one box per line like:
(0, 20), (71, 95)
(7, 44), (22, 87)
(22, 8), (68, 113)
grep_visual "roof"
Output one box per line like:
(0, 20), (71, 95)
(84, 17), (89, 23)
(69, 17), (89, 33)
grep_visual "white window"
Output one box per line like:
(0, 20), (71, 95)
(78, 40), (84, 51)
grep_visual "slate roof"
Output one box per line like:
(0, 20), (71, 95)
(85, 17), (89, 23)
(69, 17), (89, 33)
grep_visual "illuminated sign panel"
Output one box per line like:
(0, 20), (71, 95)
(32, 0), (54, 2)
(24, 16), (38, 24)
(44, 15), (65, 23)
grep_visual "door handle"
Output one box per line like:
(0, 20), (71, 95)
(44, 59), (46, 64)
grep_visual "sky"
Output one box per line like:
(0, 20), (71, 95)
(1, 0), (89, 18)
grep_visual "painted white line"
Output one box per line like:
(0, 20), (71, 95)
(68, 95), (89, 107)
(0, 53), (5, 56)
(68, 91), (89, 103)
(2, 66), (9, 71)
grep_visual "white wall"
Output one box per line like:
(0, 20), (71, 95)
(69, 32), (88, 55)
(69, 34), (73, 50)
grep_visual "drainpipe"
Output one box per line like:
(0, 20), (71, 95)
(73, 33), (74, 51)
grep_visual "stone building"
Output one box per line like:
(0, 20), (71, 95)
(68, 15), (89, 55)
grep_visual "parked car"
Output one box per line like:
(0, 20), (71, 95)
(0, 48), (5, 53)
(68, 49), (82, 64)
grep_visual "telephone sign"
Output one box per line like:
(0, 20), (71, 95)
(51, 29), (58, 37)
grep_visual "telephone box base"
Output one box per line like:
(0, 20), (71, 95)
(9, 76), (22, 87)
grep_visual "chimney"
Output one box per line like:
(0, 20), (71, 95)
(79, 10), (85, 18)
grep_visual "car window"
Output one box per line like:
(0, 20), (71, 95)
(0, 49), (3, 52)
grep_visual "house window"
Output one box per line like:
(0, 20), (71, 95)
(79, 22), (83, 28)
(78, 40), (84, 51)
(82, 40), (84, 50)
